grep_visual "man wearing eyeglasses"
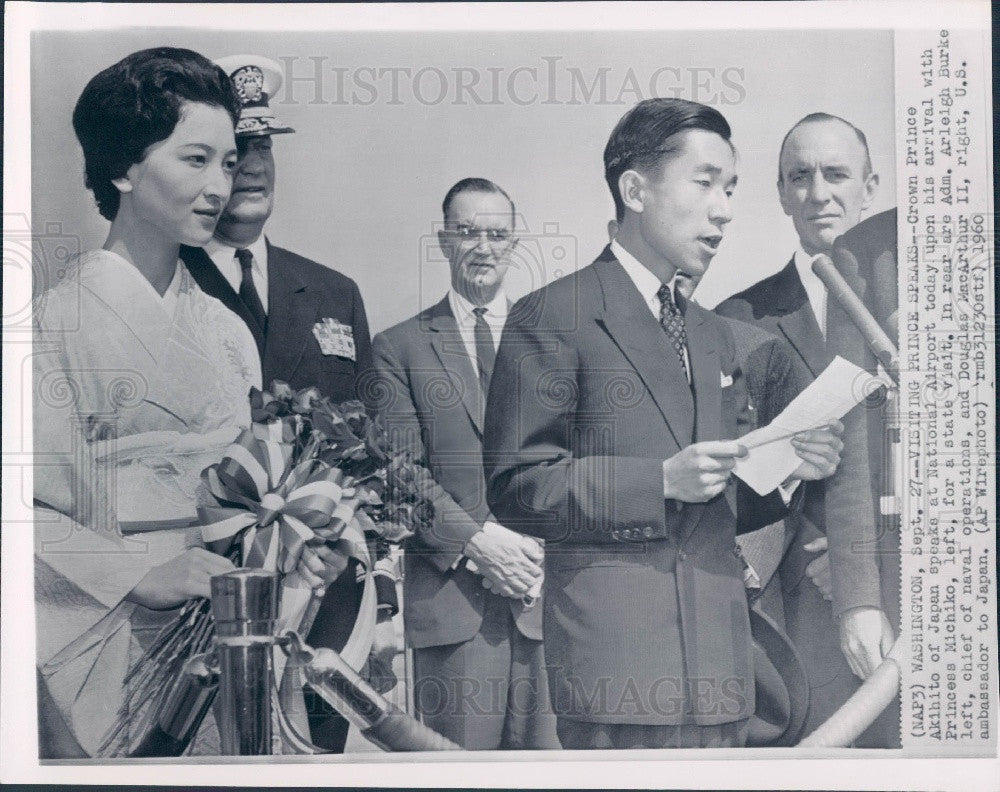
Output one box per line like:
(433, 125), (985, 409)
(371, 178), (558, 749)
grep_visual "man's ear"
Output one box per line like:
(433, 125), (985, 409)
(619, 170), (645, 214)
(437, 228), (451, 259)
(777, 178), (793, 218)
(860, 172), (879, 212)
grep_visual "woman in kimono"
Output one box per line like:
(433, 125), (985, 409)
(33, 47), (335, 757)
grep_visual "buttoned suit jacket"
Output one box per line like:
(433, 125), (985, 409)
(484, 246), (792, 726)
(372, 297), (543, 649)
(180, 240), (373, 404)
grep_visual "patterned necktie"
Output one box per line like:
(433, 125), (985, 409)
(473, 306), (496, 411)
(236, 248), (267, 333)
(656, 281), (689, 382)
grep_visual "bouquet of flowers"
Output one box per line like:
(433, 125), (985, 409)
(98, 382), (434, 756)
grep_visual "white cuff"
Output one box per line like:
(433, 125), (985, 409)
(777, 477), (801, 505)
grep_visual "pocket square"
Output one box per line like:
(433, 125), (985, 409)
(720, 373), (734, 388)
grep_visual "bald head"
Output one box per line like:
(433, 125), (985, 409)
(777, 114), (878, 255)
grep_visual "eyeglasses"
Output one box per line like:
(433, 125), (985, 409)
(450, 224), (514, 245)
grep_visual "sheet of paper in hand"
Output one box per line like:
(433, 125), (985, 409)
(733, 356), (891, 495)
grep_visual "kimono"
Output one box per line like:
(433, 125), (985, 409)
(33, 249), (261, 756)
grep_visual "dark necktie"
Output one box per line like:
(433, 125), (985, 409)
(657, 281), (689, 382)
(236, 248), (267, 334)
(472, 306), (496, 411)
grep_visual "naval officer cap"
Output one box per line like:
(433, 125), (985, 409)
(214, 54), (295, 138)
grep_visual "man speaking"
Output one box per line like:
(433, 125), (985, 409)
(485, 98), (844, 749)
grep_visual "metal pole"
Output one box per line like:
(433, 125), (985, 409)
(211, 569), (280, 755)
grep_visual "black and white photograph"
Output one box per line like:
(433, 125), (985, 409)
(2, 1), (996, 788)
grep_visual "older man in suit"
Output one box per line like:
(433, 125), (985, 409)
(372, 178), (558, 750)
(485, 99), (844, 749)
(179, 55), (392, 753)
(716, 113), (894, 741)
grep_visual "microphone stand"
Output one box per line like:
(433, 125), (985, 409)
(812, 254), (902, 530)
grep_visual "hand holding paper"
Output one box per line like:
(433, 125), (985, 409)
(733, 356), (889, 495)
(789, 421), (845, 481)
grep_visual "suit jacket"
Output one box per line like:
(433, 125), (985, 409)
(716, 258), (882, 616)
(180, 240), (373, 405)
(825, 209), (899, 629)
(484, 246), (791, 726)
(372, 297), (542, 649)
(721, 317), (812, 588)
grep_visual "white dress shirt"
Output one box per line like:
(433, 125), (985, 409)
(611, 239), (691, 382)
(793, 247), (827, 339)
(205, 234), (270, 313)
(444, 288), (529, 572)
(446, 287), (508, 366)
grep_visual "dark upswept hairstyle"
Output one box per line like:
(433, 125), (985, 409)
(442, 177), (515, 225)
(604, 98), (733, 222)
(72, 47), (241, 221)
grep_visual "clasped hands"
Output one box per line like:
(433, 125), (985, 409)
(661, 420), (845, 502)
(463, 521), (543, 600)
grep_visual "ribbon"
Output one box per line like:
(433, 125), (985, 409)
(198, 427), (377, 676)
(198, 428), (358, 576)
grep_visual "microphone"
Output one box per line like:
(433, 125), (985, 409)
(812, 254), (899, 384)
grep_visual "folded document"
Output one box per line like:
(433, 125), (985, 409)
(733, 356), (890, 495)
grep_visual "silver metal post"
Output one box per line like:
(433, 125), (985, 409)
(211, 569), (280, 755)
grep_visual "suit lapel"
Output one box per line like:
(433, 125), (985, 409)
(687, 303), (720, 445)
(593, 253), (694, 449)
(427, 298), (483, 436)
(179, 245), (266, 357)
(770, 260), (829, 377)
(682, 302), (723, 542)
(261, 240), (320, 387)
(777, 309), (828, 378)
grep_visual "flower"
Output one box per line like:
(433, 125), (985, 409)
(291, 386), (322, 414)
(114, 380), (436, 755)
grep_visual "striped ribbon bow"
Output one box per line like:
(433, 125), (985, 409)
(198, 425), (360, 574)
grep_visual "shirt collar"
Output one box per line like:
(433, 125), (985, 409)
(611, 239), (681, 308)
(205, 234), (269, 273)
(793, 247), (823, 286)
(448, 287), (508, 327)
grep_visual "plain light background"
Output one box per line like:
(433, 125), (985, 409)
(31, 28), (894, 332)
